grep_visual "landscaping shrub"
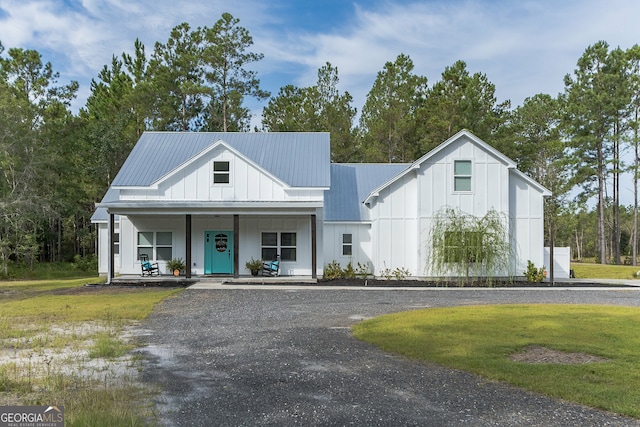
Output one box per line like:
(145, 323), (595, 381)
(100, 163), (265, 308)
(524, 260), (545, 282)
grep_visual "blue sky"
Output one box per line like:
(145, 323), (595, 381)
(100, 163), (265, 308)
(3, 0), (640, 206)
(1, 0), (640, 125)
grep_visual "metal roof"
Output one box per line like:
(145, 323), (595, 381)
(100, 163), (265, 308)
(111, 132), (331, 188)
(90, 188), (119, 222)
(324, 163), (410, 221)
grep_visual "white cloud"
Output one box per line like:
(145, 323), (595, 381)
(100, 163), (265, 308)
(3, 0), (640, 115)
(262, 0), (640, 110)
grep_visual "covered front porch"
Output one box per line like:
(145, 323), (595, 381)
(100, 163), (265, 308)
(102, 203), (323, 284)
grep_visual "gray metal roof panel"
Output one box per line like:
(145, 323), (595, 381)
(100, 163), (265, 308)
(325, 163), (410, 221)
(111, 132), (330, 188)
(90, 188), (120, 222)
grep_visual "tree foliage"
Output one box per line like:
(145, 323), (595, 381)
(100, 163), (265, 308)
(6, 21), (640, 272)
(261, 62), (356, 161)
(428, 208), (513, 284)
(0, 42), (80, 274)
(202, 12), (270, 131)
(415, 60), (510, 156)
(563, 41), (633, 264)
(359, 54), (428, 162)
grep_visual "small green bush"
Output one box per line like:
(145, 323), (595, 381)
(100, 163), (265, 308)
(355, 262), (371, 279)
(524, 260), (545, 282)
(379, 263), (411, 280)
(323, 260), (344, 280)
(344, 262), (356, 279)
(393, 267), (411, 280)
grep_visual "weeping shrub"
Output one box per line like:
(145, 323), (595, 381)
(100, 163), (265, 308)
(429, 208), (513, 285)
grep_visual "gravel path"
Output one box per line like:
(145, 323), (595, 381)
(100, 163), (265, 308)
(135, 287), (640, 426)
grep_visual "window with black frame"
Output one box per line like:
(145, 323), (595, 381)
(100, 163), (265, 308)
(137, 231), (172, 261)
(261, 232), (297, 261)
(213, 161), (230, 184)
(342, 233), (352, 256)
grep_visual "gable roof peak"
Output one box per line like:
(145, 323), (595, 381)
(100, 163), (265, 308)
(110, 131), (330, 188)
(362, 130), (518, 204)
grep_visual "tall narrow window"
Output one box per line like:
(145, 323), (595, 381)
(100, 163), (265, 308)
(280, 232), (297, 261)
(213, 161), (230, 184)
(342, 233), (352, 256)
(454, 160), (472, 192)
(261, 232), (278, 261)
(137, 232), (153, 260)
(156, 232), (173, 261)
(113, 232), (120, 255)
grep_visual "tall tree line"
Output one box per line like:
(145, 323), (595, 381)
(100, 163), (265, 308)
(1, 11), (640, 273)
(0, 13), (269, 275)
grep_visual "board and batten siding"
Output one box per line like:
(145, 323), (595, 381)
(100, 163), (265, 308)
(416, 137), (512, 276)
(509, 170), (545, 274)
(116, 216), (185, 275)
(323, 223), (372, 273)
(368, 172), (419, 276)
(119, 146), (324, 203)
(418, 137), (510, 217)
(367, 134), (529, 278)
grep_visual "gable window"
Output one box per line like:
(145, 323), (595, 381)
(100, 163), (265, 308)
(261, 232), (297, 262)
(454, 160), (472, 192)
(342, 233), (352, 256)
(280, 232), (297, 261)
(137, 231), (173, 261)
(213, 161), (230, 184)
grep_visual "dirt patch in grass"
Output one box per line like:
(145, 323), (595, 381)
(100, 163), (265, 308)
(0, 322), (141, 383)
(510, 345), (610, 364)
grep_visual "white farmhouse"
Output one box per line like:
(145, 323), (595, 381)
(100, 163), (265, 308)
(92, 129), (550, 281)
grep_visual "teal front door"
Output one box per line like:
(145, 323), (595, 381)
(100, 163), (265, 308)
(204, 230), (234, 274)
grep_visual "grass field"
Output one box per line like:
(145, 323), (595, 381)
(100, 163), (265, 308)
(353, 304), (640, 419)
(0, 277), (181, 426)
(571, 262), (640, 279)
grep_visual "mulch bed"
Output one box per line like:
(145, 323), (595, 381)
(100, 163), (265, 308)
(231, 278), (635, 288)
(72, 278), (636, 289)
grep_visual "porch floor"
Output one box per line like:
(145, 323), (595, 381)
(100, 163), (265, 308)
(109, 274), (317, 286)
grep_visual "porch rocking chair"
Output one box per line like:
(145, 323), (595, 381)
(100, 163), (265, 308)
(262, 255), (280, 276)
(140, 254), (160, 276)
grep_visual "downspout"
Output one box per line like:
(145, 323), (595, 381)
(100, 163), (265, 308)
(108, 213), (114, 285)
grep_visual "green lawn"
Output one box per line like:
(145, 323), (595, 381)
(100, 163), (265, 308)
(353, 304), (640, 418)
(571, 262), (640, 279)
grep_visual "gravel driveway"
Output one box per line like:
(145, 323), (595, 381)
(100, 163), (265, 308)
(135, 287), (640, 426)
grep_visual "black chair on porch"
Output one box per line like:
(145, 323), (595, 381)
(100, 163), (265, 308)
(140, 254), (160, 276)
(262, 254), (280, 276)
